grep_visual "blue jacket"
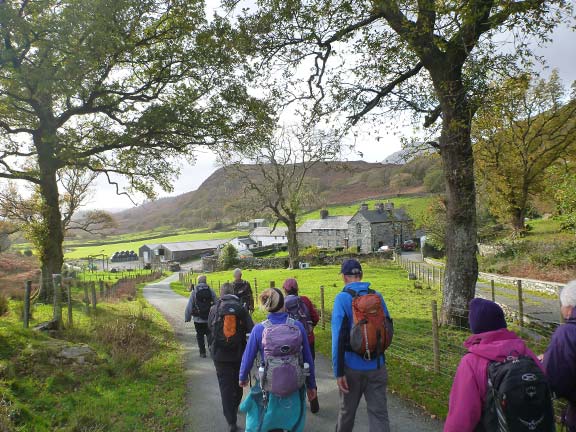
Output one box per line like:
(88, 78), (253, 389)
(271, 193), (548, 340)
(331, 281), (391, 377)
(239, 312), (317, 389)
(544, 309), (576, 401)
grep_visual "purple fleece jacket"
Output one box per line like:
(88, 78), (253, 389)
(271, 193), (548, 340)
(239, 312), (317, 389)
(544, 308), (576, 401)
(444, 328), (543, 432)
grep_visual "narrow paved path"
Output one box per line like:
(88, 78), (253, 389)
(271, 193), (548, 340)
(144, 275), (444, 432)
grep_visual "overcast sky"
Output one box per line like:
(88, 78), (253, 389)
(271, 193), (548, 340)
(86, 22), (576, 212)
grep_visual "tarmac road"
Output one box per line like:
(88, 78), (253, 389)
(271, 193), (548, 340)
(144, 274), (444, 431)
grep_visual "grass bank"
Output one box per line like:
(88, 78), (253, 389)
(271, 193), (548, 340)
(173, 262), (463, 417)
(0, 278), (185, 431)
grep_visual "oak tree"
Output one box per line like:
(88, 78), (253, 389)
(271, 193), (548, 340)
(0, 0), (272, 299)
(474, 71), (576, 232)
(226, 0), (572, 324)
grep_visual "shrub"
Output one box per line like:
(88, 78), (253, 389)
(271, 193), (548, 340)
(219, 243), (239, 269)
(300, 245), (321, 257)
(22, 250), (33, 257)
(0, 293), (8, 316)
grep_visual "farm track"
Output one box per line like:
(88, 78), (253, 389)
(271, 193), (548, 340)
(144, 274), (444, 432)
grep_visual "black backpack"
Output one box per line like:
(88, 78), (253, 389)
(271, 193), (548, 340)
(477, 354), (555, 432)
(193, 285), (214, 320)
(212, 298), (246, 354)
(233, 280), (252, 311)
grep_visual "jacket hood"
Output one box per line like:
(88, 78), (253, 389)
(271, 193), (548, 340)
(343, 281), (371, 293)
(464, 328), (529, 362)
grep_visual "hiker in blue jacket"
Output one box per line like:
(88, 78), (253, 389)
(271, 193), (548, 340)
(332, 259), (392, 432)
(239, 287), (317, 432)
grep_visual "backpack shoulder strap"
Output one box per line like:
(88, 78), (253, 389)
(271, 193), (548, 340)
(367, 288), (375, 294)
(344, 288), (358, 297)
(262, 319), (272, 328)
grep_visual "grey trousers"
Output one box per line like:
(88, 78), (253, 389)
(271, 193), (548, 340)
(335, 366), (391, 432)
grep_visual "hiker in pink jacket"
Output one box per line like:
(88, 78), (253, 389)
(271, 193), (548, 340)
(444, 298), (544, 432)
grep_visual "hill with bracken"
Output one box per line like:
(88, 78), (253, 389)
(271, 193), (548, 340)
(110, 157), (441, 233)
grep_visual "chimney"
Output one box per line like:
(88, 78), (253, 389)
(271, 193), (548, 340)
(360, 203), (369, 211)
(376, 203), (385, 213)
(320, 209), (329, 219)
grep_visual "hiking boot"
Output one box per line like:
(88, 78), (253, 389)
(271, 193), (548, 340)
(310, 396), (320, 414)
(228, 424), (242, 432)
(200, 352), (207, 358)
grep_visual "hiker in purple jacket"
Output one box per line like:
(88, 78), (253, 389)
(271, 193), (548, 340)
(239, 287), (317, 432)
(543, 279), (576, 431)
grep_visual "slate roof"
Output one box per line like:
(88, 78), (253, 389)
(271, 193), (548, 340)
(354, 208), (412, 224)
(238, 237), (257, 246)
(297, 216), (352, 233)
(161, 239), (230, 252)
(250, 227), (288, 237)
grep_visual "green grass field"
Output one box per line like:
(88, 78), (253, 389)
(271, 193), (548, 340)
(301, 195), (434, 227)
(172, 261), (464, 417)
(0, 280), (184, 431)
(63, 230), (248, 260)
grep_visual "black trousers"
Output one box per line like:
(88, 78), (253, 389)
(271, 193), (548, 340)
(213, 361), (243, 426)
(194, 322), (209, 354)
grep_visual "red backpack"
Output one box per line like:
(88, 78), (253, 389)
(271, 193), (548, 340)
(346, 289), (393, 363)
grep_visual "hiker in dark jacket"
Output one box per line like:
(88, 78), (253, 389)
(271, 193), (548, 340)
(184, 275), (216, 358)
(543, 279), (576, 431)
(232, 268), (254, 313)
(208, 283), (254, 432)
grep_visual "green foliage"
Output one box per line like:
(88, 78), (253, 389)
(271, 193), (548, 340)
(219, 243), (239, 269)
(22, 250), (33, 257)
(423, 169), (445, 193)
(0, 283), (184, 431)
(553, 171), (576, 232)
(473, 71), (576, 230)
(300, 245), (321, 257)
(0, 292), (8, 316)
(422, 197), (447, 251)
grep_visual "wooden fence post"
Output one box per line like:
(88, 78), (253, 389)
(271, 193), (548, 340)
(83, 283), (90, 313)
(254, 278), (258, 298)
(491, 280), (495, 302)
(52, 274), (63, 329)
(517, 279), (524, 328)
(99, 280), (104, 298)
(270, 281), (275, 288)
(23, 280), (31, 329)
(67, 282), (73, 328)
(431, 300), (440, 374)
(91, 281), (97, 312)
(320, 285), (325, 330)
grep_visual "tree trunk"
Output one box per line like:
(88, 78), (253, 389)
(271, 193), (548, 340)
(433, 73), (479, 327)
(286, 219), (299, 269)
(35, 131), (64, 303)
(511, 207), (526, 233)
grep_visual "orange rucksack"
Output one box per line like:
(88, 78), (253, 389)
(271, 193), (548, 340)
(346, 289), (393, 362)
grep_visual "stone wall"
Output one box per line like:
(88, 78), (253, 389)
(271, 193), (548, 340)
(297, 229), (349, 249)
(348, 214), (412, 254)
(423, 257), (564, 295)
(347, 214), (372, 253)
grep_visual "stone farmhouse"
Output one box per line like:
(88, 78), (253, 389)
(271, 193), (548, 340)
(297, 210), (352, 249)
(347, 202), (413, 253)
(249, 226), (288, 247)
(297, 203), (413, 253)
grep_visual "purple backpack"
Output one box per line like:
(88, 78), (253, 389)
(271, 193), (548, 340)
(284, 295), (313, 336)
(261, 317), (305, 397)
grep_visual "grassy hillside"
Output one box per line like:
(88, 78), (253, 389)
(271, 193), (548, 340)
(301, 194), (434, 227)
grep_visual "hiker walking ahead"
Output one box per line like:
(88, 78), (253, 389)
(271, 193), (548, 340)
(184, 275), (216, 358)
(332, 259), (393, 432)
(282, 277), (320, 413)
(444, 298), (554, 432)
(239, 288), (317, 432)
(542, 279), (576, 431)
(233, 268), (254, 313)
(208, 283), (254, 432)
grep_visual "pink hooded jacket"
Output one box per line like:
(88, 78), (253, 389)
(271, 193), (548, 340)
(444, 328), (543, 432)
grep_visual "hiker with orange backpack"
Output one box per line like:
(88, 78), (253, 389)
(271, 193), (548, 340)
(332, 259), (394, 432)
(208, 282), (254, 432)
